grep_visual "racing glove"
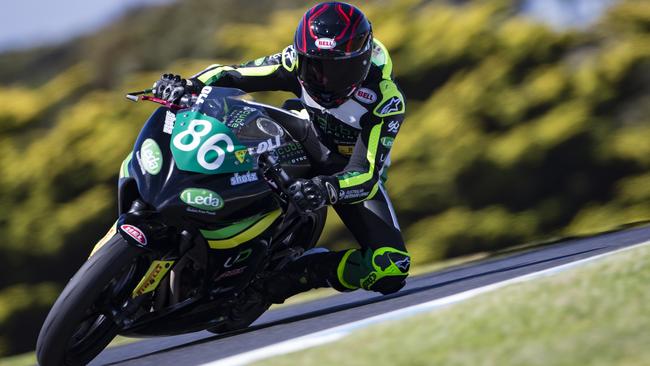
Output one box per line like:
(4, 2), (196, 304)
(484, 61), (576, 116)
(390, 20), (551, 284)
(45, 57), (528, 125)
(152, 74), (203, 102)
(288, 176), (339, 212)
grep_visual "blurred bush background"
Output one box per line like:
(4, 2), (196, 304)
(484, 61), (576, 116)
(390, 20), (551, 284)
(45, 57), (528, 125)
(0, 0), (648, 357)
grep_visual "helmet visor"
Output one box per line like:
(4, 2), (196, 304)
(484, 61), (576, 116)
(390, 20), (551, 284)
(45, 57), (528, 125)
(298, 50), (371, 97)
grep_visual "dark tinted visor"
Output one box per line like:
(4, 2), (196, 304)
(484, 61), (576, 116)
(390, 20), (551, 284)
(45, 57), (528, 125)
(298, 50), (371, 94)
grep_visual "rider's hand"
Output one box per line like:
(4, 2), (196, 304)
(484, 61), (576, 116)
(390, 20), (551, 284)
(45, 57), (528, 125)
(288, 177), (338, 212)
(152, 74), (203, 103)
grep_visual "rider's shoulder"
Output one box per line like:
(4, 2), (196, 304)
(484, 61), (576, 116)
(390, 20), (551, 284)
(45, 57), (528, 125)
(370, 39), (395, 81)
(281, 45), (298, 72)
(355, 80), (405, 118)
(356, 40), (404, 118)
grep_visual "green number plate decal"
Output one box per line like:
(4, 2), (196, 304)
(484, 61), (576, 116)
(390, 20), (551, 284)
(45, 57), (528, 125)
(170, 111), (253, 174)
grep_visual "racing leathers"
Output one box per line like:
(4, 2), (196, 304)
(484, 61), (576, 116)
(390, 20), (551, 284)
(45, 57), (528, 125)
(191, 39), (410, 298)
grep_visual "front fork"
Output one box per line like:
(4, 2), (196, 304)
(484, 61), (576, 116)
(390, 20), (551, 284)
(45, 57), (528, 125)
(90, 201), (195, 302)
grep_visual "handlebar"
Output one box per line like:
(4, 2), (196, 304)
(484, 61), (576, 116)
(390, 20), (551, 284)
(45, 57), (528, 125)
(258, 153), (310, 216)
(125, 89), (191, 110)
(259, 153), (293, 189)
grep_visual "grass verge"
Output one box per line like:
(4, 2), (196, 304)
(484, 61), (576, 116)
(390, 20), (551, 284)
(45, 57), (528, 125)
(255, 243), (650, 366)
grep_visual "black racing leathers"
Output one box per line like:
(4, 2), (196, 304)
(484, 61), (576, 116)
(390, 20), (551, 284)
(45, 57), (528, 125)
(191, 39), (409, 295)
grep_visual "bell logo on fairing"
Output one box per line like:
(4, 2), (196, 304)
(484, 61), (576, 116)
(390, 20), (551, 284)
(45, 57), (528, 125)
(120, 225), (147, 246)
(180, 188), (224, 211)
(315, 38), (336, 50)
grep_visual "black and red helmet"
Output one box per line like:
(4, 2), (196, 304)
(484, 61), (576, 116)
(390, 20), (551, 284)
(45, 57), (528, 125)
(294, 2), (373, 107)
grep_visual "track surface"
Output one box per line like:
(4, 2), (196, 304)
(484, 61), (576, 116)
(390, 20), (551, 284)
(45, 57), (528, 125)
(90, 226), (650, 366)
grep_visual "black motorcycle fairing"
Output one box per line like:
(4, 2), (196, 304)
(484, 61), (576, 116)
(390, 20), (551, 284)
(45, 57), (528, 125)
(125, 88), (315, 230)
(126, 106), (277, 229)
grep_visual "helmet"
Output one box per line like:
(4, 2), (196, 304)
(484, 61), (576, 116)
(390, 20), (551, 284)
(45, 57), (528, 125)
(294, 2), (373, 108)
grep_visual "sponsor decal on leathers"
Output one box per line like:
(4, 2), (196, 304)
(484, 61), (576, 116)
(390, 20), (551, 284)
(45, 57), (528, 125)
(339, 188), (366, 200)
(354, 88), (377, 104)
(380, 136), (394, 148)
(337, 145), (355, 156)
(379, 97), (403, 116)
(325, 182), (338, 204)
(180, 188), (224, 211)
(282, 45), (298, 72)
(120, 224), (147, 245)
(387, 120), (401, 134)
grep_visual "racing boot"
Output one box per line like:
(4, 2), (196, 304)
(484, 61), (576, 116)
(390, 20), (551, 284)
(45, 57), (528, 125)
(264, 248), (341, 304)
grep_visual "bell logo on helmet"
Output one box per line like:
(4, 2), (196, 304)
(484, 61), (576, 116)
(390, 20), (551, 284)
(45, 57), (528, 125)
(315, 38), (337, 50)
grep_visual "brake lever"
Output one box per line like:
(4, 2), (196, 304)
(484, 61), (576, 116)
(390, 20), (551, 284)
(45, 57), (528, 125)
(125, 89), (188, 110)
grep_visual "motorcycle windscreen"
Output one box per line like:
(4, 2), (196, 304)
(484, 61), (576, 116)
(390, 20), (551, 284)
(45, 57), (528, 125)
(170, 110), (254, 175)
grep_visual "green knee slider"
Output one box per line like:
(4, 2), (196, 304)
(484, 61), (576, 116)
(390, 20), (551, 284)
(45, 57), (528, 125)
(336, 247), (410, 294)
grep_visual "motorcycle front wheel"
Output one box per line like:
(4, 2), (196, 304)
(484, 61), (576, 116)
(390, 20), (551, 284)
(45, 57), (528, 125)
(36, 235), (146, 366)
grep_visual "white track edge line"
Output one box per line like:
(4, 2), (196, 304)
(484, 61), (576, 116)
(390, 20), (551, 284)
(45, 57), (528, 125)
(201, 240), (650, 366)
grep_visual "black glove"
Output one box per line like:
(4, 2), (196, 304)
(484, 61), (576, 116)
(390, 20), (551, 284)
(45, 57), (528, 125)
(288, 177), (338, 212)
(152, 74), (203, 103)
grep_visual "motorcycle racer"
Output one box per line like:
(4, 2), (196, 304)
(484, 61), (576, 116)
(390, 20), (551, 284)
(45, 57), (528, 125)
(153, 2), (410, 304)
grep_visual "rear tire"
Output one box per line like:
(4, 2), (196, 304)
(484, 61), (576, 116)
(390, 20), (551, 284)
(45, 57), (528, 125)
(36, 235), (145, 366)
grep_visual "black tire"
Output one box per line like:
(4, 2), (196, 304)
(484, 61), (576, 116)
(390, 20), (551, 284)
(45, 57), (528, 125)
(36, 235), (145, 366)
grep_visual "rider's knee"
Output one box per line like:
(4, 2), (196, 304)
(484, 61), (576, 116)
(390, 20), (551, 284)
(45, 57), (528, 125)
(331, 247), (410, 294)
(369, 275), (407, 295)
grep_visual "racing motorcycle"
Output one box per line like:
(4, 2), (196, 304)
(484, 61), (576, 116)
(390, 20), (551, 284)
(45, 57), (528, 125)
(36, 86), (340, 365)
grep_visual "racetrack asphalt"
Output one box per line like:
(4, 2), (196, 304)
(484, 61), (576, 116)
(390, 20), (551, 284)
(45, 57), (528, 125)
(89, 225), (650, 366)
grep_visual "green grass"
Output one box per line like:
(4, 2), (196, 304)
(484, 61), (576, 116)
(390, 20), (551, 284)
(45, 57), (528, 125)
(1, 351), (36, 366)
(255, 243), (650, 366)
